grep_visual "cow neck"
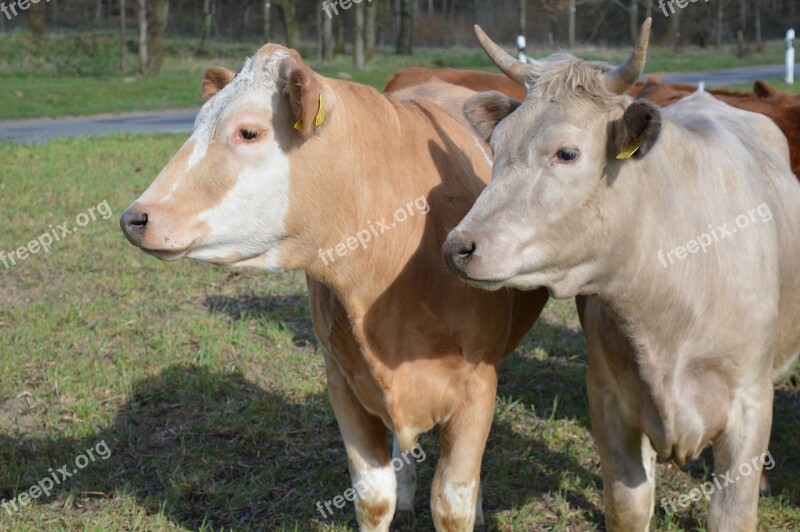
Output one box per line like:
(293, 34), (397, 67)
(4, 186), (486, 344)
(294, 80), (446, 316)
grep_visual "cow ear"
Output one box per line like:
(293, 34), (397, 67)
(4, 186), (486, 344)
(202, 67), (236, 100)
(464, 91), (521, 142)
(609, 100), (662, 160)
(279, 56), (330, 137)
(753, 80), (780, 100)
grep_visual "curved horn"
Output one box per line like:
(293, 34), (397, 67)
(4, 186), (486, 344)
(473, 24), (528, 87)
(603, 18), (652, 94)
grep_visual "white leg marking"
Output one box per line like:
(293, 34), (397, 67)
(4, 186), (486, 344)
(351, 461), (396, 532)
(393, 436), (417, 512)
(435, 479), (477, 530)
(475, 481), (484, 526)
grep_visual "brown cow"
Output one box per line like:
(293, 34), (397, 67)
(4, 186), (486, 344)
(635, 78), (800, 179)
(120, 44), (549, 531)
(384, 66), (526, 101)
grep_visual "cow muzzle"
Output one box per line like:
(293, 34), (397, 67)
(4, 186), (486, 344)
(120, 208), (148, 247)
(442, 229), (477, 276)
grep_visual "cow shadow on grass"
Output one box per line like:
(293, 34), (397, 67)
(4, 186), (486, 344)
(204, 292), (318, 348)
(1, 334), (796, 530)
(1, 358), (598, 530)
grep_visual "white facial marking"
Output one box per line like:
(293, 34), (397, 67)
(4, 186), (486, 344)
(188, 148), (291, 267)
(185, 131), (208, 172)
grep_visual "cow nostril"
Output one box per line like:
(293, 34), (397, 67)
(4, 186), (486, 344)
(456, 240), (476, 258)
(442, 237), (477, 274)
(130, 212), (147, 227)
(120, 209), (149, 246)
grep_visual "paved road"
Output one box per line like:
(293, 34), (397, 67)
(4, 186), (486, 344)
(0, 108), (199, 143)
(658, 63), (794, 86)
(0, 63), (796, 143)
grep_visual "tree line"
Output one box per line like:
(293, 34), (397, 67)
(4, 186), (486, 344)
(1, 0), (796, 75)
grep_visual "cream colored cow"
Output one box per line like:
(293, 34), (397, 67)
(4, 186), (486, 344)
(444, 20), (800, 531)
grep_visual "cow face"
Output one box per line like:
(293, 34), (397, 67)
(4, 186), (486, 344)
(444, 20), (658, 298)
(120, 45), (333, 269)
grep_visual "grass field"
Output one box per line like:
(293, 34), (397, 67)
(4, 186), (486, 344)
(0, 134), (798, 530)
(1, 33), (799, 120)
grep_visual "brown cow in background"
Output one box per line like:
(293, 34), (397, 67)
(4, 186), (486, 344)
(386, 68), (799, 181)
(635, 78), (800, 180)
(384, 66), (525, 101)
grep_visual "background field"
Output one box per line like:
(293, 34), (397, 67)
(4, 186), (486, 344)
(1, 33), (799, 120)
(0, 134), (798, 531)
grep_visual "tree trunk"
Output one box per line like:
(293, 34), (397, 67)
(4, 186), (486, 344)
(147, 0), (168, 75)
(628, 0), (638, 45)
(138, 0), (148, 75)
(669, 8), (681, 51)
(519, 0), (526, 38)
(322, 0), (333, 60)
(355, 1), (365, 71)
(396, 0), (413, 54)
(263, 1), (271, 43)
(645, 0), (653, 20)
(120, 0), (127, 72)
(335, 19), (345, 55)
(754, 0), (761, 47)
(29, 0), (46, 37)
(199, 0), (212, 53)
(739, 0), (747, 43)
(716, 0), (723, 47)
(275, 0), (298, 48)
(568, 0), (575, 48)
(366, 0), (377, 60)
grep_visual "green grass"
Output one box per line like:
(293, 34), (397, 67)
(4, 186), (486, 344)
(0, 33), (798, 120)
(0, 134), (798, 530)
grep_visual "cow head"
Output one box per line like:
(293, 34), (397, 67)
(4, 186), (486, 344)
(120, 44), (335, 270)
(444, 19), (659, 298)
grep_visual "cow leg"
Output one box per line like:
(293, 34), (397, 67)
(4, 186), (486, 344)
(325, 357), (396, 532)
(588, 372), (657, 531)
(581, 297), (656, 531)
(393, 435), (417, 512)
(430, 362), (496, 531)
(707, 378), (773, 532)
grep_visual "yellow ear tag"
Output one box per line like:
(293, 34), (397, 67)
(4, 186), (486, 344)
(292, 94), (325, 132)
(615, 133), (645, 160)
(315, 94), (326, 127)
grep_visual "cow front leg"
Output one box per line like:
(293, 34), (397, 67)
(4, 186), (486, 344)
(393, 435), (418, 512)
(430, 362), (496, 531)
(325, 357), (396, 532)
(708, 378), (773, 532)
(588, 366), (657, 531)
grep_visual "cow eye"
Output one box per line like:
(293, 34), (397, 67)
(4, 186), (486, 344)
(556, 148), (579, 162)
(240, 128), (259, 141)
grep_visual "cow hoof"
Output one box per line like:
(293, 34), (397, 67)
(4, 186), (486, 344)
(760, 470), (772, 497)
(391, 509), (414, 529)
